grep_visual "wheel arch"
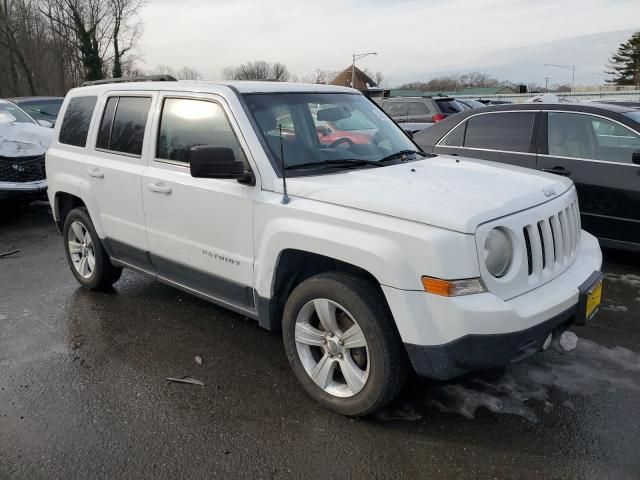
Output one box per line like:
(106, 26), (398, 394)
(54, 192), (86, 233)
(257, 248), (394, 334)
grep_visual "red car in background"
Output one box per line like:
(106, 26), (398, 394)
(276, 110), (375, 147)
(315, 122), (373, 146)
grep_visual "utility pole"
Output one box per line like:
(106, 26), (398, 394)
(351, 52), (377, 89)
(545, 77), (549, 93)
(545, 63), (576, 93)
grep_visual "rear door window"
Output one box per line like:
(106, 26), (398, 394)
(109, 97), (151, 155)
(96, 97), (151, 156)
(464, 112), (535, 152)
(548, 112), (640, 163)
(59, 96), (97, 147)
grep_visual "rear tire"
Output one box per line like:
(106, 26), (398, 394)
(282, 272), (407, 416)
(63, 207), (122, 290)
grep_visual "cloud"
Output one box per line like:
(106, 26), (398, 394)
(139, 0), (640, 85)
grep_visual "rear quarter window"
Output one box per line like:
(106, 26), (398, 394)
(59, 96), (97, 147)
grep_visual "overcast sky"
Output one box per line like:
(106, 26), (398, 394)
(139, 0), (640, 86)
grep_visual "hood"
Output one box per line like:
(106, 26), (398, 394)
(0, 122), (51, 158)
(285, 155), (573, 233)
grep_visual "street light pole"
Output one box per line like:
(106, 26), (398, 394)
(544, 63), (576, 93)
(351, 52), (377, 89)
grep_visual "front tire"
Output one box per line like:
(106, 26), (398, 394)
(63, 207), (122, 290)
(282, 272), (407, 416)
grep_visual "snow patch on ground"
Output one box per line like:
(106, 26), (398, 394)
(605, 273), (640, 289)
(426, 338), (640, 422)
(602, 304), (629, 313)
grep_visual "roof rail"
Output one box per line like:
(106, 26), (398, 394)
(81, 75), (177, 87)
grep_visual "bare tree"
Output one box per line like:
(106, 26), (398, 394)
(176, 65), (202, 80)
(41, 0), (112, 81)
(0, 0), (144, 95)
(400, 72), (503, 92)
(223, 60), (291, 81)
(109, 0), (144, 78)
(0, 0), (37, 94)
(150, 64), (175, 76)
(301, 68), (334, 84)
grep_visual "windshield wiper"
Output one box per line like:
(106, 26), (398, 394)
(27, 108), (56, 118)
(284, 151), (428, 171)
(284, 159), (384, 170)
(378, 150), (426, 163)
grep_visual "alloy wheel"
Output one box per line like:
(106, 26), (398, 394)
(294, 298), (370, 398)
(67, 221), (95, 279)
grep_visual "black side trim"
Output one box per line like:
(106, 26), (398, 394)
(102, 237), (257, 316)
(257, 295), (280, 332)
(151, 254), (255, 309)
(102, 238), (155, 272)
(404, 305), (577, 381)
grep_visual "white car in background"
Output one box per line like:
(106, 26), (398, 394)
(0, 99), (52, 203)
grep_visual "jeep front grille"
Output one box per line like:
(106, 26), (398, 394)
(475, 187), (581, 301)
(0, 155), (46, 183)
(522, 198), (580, 278)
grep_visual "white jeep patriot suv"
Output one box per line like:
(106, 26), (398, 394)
(46, 79), (603, 416)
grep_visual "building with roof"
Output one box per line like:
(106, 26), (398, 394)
(330, 66), (378, 91)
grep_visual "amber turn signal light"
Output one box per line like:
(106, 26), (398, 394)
(421, 276), (486, 297)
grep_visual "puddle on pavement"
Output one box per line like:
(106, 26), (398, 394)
(379, 337), (640, 422)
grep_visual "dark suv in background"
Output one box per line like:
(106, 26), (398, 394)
(414, 102), (640, 251)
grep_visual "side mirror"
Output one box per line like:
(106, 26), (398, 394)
(189, 146), (253, 183)
(633, 151), (640, 165)
(37, 119), (53, 128)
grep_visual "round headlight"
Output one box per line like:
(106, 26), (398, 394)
(484, 228), (512, 278)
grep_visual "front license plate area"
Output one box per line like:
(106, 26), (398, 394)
(575, 272), (604, 326)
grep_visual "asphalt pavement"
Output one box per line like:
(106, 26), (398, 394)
(1, 202), (640, 479)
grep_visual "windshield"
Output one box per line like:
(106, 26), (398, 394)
(0, 102), (35, 124)
(17, 99), (62, 124)
(244, 93), (418, 174)
(623, 111), (640, 124)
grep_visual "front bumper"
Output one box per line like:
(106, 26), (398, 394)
(383, 230), (602, 380)
(0, 179), (47, 198)
(404, 304), (577, 380)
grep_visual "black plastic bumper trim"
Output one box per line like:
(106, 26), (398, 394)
(404, 304), (578, 380)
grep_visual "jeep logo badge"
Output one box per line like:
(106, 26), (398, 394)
(542, 188), (557, 198)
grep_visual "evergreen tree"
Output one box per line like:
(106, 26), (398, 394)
(606, 31), (640, 86)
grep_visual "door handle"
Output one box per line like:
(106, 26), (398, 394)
(542, 167), (572, 176)
(87, 168), (104, 179)
(147, 182), (172, 194)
